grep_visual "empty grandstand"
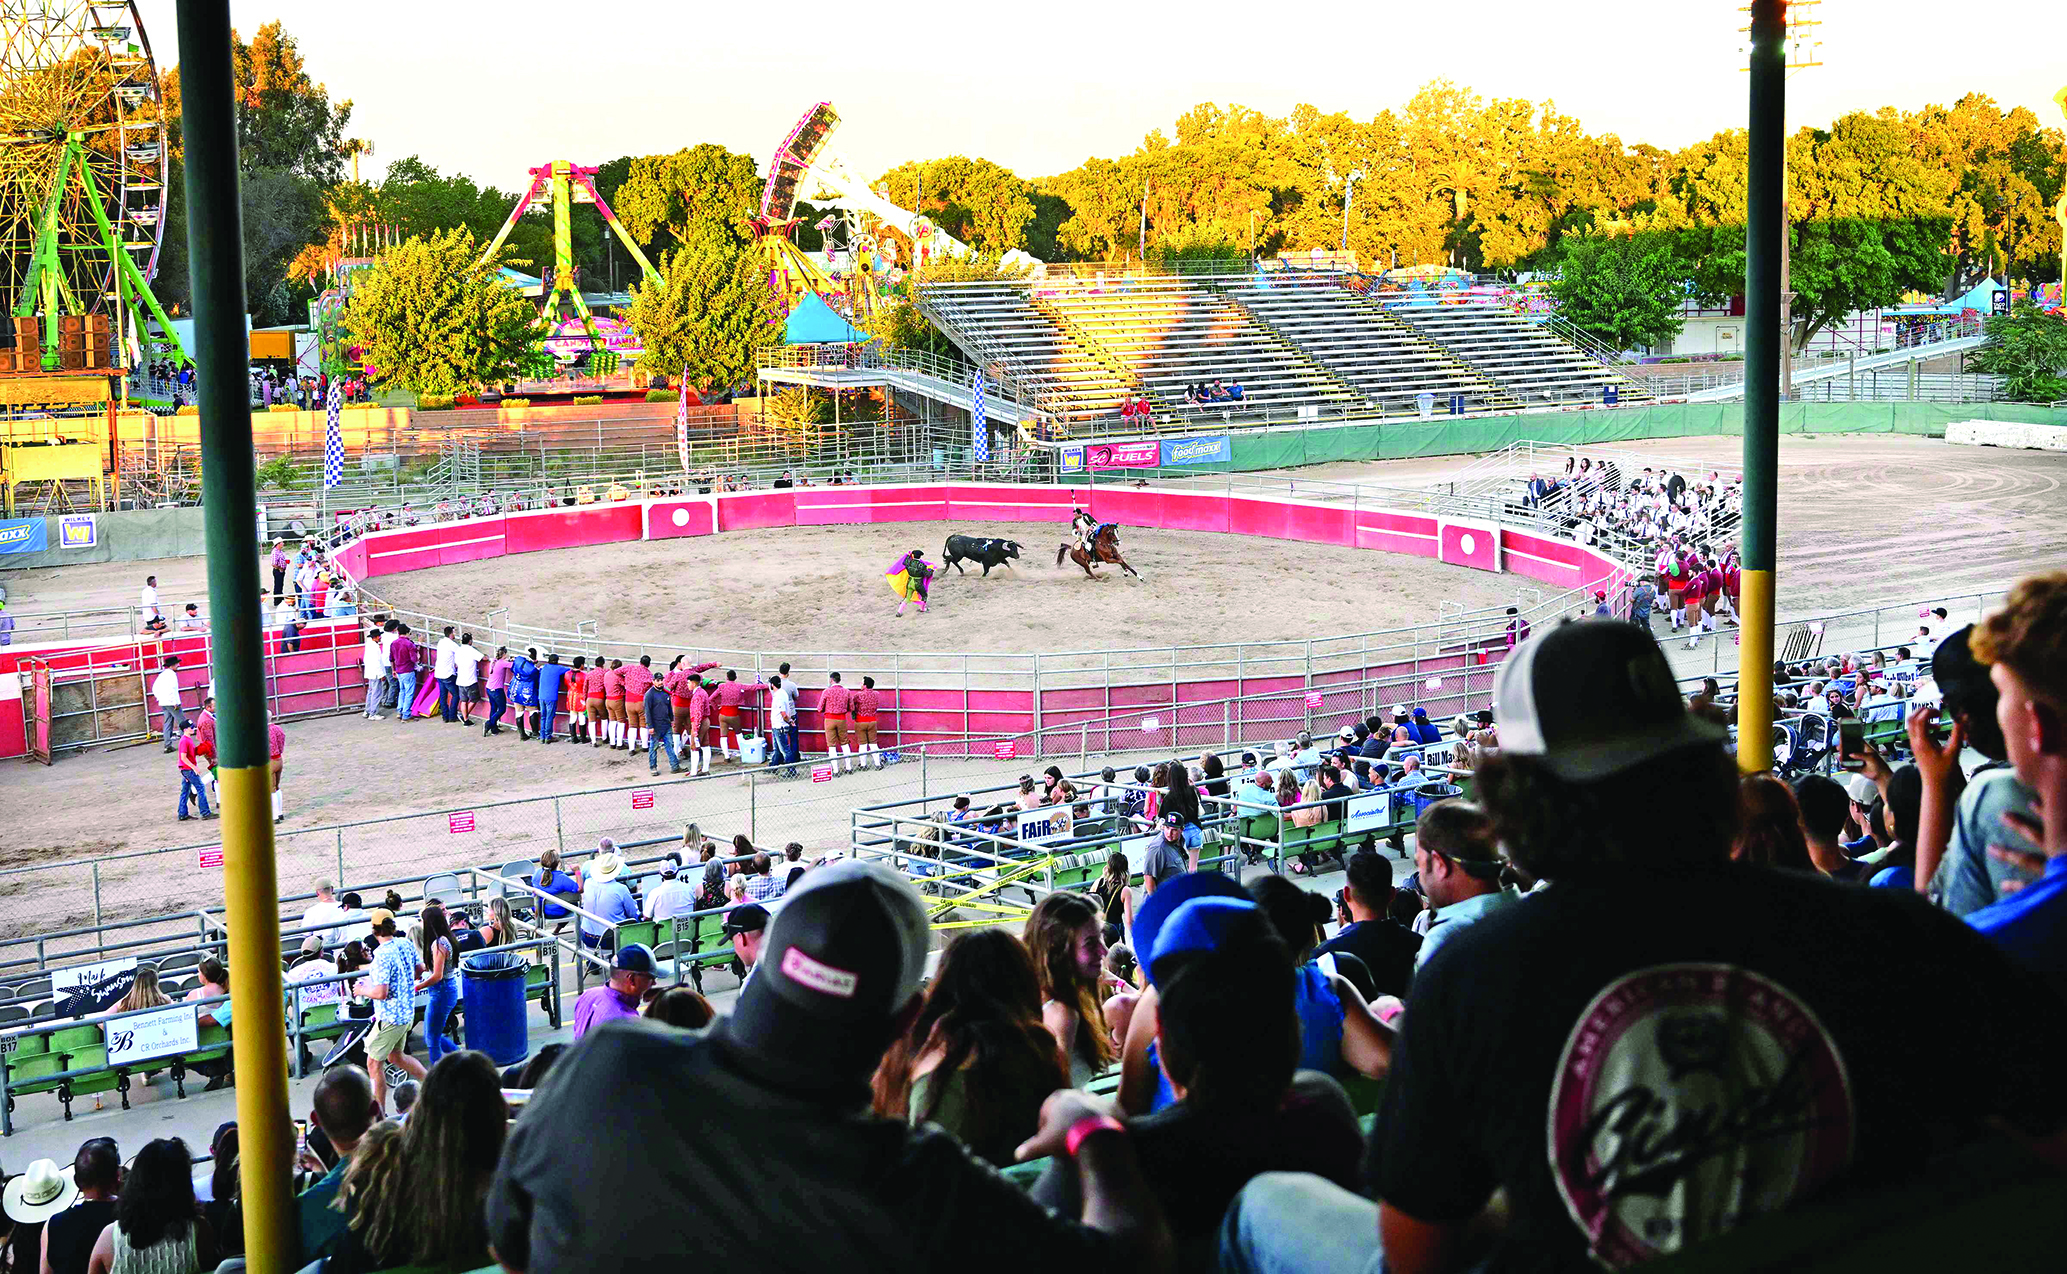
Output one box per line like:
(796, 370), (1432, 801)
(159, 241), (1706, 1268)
(914, 271), (1653, 434)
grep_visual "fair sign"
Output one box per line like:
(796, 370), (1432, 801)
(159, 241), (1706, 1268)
(1015, 808), (1070, 845)
(106, 1004), (200, 1066)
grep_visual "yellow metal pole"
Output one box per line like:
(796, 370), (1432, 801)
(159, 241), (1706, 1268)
(175, 2), (294, 1268)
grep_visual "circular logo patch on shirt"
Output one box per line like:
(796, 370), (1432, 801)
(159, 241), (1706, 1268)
(1548, 964), (1853, 1267)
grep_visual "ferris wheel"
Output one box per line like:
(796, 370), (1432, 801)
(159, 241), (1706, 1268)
(0, 1), (178, 371)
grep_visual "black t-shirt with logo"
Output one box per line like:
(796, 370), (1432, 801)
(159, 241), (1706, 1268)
(1316, 919), (1421, 1000)
(1370, 863), (2067, 1272)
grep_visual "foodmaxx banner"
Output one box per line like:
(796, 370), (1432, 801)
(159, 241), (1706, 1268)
(1160, 435), (1231, 467)
(0, 518), (46, 555)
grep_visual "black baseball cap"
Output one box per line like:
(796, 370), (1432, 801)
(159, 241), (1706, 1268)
(1493, 619), (1726, 782)
(612, 943), (655, 975)
(723, 861), (930, 1085)
(720, 904), (769, 937)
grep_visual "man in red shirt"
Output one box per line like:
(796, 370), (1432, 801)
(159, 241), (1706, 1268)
(820, 673), (854, 773)
(854, 675), (884, 770)
(663, 659), (720, 770)
(622, 656), (657, 753)
(713, 669), (766, 763)
(687, 672), (715, 773)
(566, 657), (591, 745)
(175, 721), (213, 821)
(268, 713), (288, 823)
(602, 659), (627, 749)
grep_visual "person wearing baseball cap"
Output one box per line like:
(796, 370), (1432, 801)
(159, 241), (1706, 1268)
(1224, 619), (2067, 1274)
(1141, 813), (1193, 896)
(569, 943), (657, 1043)
(487, 860), (1172, 1273)
(721, 902), (770, 982)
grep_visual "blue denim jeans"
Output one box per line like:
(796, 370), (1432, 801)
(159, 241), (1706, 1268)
(648, 731), (680, 772)
(396, 671), (419, 719)
(178, 769), (210, 819)
(486, 687), (507, 731)
(1220, 1173), (1385, 1274)
(437, 675), (459, 722)
(425, 978), (461, 1062)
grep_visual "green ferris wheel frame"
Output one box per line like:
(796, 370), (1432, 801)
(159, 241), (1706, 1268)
(11, 129), (183, 369)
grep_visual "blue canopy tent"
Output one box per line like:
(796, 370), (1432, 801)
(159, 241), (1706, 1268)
(784, 292), (869, 345)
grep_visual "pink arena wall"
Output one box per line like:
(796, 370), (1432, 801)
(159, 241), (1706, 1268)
(4, 485), (1623, 760)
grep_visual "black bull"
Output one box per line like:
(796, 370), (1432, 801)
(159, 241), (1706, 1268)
(943, 535), (1023, 576)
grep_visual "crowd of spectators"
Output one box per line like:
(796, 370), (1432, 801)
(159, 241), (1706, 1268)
(1524, 457), (1742, 567)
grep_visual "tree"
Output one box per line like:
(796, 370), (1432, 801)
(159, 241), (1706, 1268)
(614, 145), (762, 259)
(624, 227), (779, 394)
(344, 228), (540, 395)
(874, 156), (1036, 254)
(1549, 233), (1689, 352)
(231, 21), (356, 181)
(1969, 302), (2067, 401)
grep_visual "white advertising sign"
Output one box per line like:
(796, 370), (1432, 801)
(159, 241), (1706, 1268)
(105, 1004), (200, 1066)
(52, 958), (138, 996)
(1016, 807), (1071, 845)
(1344, 791), (1396, 834)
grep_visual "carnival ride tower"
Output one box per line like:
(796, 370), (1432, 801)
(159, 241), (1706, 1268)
(478, 160), (661, 362)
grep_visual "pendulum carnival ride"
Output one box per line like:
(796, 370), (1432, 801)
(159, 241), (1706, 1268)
(0, 0), (184, 373)
(478, 160), (661, 374)
(753, 101), (1040, 323)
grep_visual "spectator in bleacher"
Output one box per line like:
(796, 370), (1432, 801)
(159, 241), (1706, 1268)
(1958, 574), (2067, 975)
(578, 850), (638, 950)
(1247, 878), (1392, 1082)
(298, 1066), (378, 1266)
(1141, 815), (1194, 896)
(1851, 765), (1923, 888)
(1410, 798), (1516, 971)
(330, 1052), (506, 1274)
(1732, 773), (1815, 871)
(1025, 892), (1114, 1087)
(1916, 626), (2041, 912)
(413, 902), (462, 1063)
(354, 910), (427, 1113)
(572, 944), (658, 1042)
(303, 880), (348, 943)
(4, 1158), (71, 1274)
(85, 1138), (214, 1274)
(722, 903), (769, 981)
(644, 985), (715, 1030)
(1220, 618), (2067, 1274)
(643, 864), (697, 920)
(1042, 901), (1360, 1272)
(43, 1137), (118, 1274)
(178, 959), (235, 1091)
(872, 929), (1069, 1166)
(1792, 773), (1864, 881)
(487, 860), (1171, 1273)
(1316, 851), (1421, 999)
(202, 1128), (243, 1259)
(742, 852), (782, 902)
(1091, 852), (1132, 938)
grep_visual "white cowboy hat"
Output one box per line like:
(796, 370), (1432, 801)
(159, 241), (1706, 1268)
(4, 1159), (77, 1222)
(589, 851), (625, 882)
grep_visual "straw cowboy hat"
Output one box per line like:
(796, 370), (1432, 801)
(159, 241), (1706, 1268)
(4, 1159), (77, 1222)
(589, 851), (625, 882)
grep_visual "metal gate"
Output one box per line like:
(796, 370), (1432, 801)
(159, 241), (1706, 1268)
(23, 660), (52, 765)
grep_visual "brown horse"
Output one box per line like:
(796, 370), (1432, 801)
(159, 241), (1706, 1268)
(1056, 523), (1140, 579)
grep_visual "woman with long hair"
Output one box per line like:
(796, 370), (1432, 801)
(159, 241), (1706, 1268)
(1275, 768), (1301, 810)
(113, 965), (171, 1015)
(329, 1051), (507, 1274)
(478, 896), (515, 949)
(1090, 852), (1131, 933)
(1022, 892), (1113, 1087)
(644, 986), (715, 1030)
(86, 1137), (214, 1274)
(412, 902), (461, 1063)
(1733, 772), (1815, 871)
(1290, 776), (1327, 829)
(1197, 752), (1228, 802)
(203, 1127), (243, 1260)
(872, 930), (1069, 1165)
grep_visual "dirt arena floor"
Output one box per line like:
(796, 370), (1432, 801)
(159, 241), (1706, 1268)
(2, 432), (2061, 943)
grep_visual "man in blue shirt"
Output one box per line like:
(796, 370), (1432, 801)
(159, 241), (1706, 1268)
(579, 848), (640, 949)
(1411, 798), (1519, 970)
(536, 652), (569, 745)
(510, 648), (540, 741)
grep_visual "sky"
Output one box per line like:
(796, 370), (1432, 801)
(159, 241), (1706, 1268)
(138, 1), (2065, 193)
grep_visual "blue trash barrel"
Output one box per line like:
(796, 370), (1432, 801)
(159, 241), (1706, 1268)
(460, 952), (529, 1066)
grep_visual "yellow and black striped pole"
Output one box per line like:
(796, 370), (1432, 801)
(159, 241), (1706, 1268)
(1738, 0), (1786, 772)
(176, 1), (295, 1267)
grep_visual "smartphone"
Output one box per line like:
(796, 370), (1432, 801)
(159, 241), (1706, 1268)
(1837, 719), (1865, 770)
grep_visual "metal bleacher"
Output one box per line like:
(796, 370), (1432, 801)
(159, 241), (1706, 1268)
(1376, 292), (1653, 408)
(914, 271), (1651, 433)
(1215, 273), (1511, 414)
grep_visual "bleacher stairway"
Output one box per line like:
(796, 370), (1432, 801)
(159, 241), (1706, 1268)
(1375, 294), (1653, 408)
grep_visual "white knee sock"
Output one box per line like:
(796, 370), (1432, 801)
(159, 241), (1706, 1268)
(270, 791), (283, 818)
(700, 746), (712, 772)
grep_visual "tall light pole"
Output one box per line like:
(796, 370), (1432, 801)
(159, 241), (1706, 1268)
(1342, 169), (1365, 258)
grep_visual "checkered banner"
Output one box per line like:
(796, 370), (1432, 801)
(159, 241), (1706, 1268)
(675, 365), (693, 473)
(322, 381), (344, 489)
(971, 368), (990, 463)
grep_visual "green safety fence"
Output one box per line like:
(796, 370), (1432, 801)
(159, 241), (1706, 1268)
(1106, 401), (2067, 475)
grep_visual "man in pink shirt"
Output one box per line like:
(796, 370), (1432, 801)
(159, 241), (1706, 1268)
(602, 660), (627, 749)
(268, 713), (288, 823)
(820, 673), (854, 773)
(622, 656), (657, 752)
(663, 659), (719, 769)
(853, 675), (885, 771)
(570, 944), (656, 1041)
(713, 669), (766, 763)
(687, 672), (715, 773)
(175, 720), (213, 821)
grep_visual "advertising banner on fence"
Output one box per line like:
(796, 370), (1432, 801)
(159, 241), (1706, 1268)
(0, 518), (46, 555)
(58, 513), (96, 549)
(106, 1004), (199, 1066)
(1085, 441), (1161, 470)
(1160, 435), (1231, 467)
(1016, 807), (1072, 845)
